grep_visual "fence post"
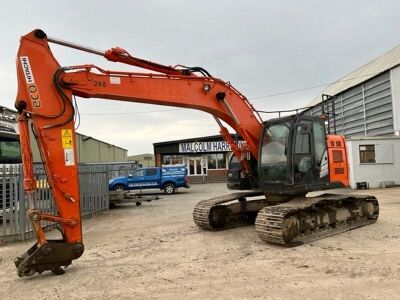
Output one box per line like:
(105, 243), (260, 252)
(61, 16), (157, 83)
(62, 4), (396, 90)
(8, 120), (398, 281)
(18, 164), (26, 241)
(2, 165), (6, 239)
(105, 170), (109, 209)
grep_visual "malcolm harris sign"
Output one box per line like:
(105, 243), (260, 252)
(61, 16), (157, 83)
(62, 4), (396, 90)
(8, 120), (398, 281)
(179, 141), (244, 153)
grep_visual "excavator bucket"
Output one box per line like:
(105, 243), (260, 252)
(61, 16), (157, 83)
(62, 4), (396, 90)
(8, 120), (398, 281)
(14, 240), (84, 277)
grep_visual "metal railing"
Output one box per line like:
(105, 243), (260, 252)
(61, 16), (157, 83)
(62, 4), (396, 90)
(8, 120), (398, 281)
(0, 164), (109, 243)
(79, 161), (140, 179)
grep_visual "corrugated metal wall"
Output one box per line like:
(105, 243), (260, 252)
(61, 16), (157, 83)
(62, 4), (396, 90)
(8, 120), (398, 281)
(306, 71), (394, 137)
(390, 66), (400, 134)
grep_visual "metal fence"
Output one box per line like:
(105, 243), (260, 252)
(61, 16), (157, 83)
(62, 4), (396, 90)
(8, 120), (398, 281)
(0, 163), (109, 243)
(79, 161), (140, 179)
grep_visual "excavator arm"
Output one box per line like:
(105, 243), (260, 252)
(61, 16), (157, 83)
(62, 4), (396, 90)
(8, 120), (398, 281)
(14, 29), (263, 276)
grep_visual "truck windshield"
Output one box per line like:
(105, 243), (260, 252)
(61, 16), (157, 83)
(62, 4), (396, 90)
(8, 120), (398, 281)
(0, 136), (21, 164)
(259, 122), (290, 182)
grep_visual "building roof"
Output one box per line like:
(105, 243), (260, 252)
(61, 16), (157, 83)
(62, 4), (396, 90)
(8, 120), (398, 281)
(78, 133), (127, 151)
(310, 44), (400, 106)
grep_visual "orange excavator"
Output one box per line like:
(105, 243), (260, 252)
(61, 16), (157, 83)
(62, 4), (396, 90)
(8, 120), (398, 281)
(14, 29), (379, 277)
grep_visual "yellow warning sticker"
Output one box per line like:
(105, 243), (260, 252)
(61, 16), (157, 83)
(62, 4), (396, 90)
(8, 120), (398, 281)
(61, 129), (73, 149)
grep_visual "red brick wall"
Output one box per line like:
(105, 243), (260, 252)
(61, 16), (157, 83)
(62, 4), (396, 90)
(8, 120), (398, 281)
(207, 169), (227, 177)
(187, 169), (227, 184)
(155, 154), (162, 167)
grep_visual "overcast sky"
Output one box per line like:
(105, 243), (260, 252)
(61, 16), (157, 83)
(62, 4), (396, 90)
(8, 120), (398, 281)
(1, 1), (400, 155)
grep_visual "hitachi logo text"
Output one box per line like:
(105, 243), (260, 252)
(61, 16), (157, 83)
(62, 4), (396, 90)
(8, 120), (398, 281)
(20, 56), (35, 84)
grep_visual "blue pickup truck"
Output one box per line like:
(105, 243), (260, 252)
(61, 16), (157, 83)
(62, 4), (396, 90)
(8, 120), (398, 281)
(108, 166), (190, 194)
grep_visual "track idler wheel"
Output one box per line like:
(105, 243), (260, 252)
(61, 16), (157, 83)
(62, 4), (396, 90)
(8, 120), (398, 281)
(281, 216), (300, 243)
(361, 201), (375, 218)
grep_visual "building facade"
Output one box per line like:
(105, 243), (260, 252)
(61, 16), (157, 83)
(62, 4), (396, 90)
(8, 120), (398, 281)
(305, 45), (400, 137)
(153, 135), (243, 183)
(346, 136), (400, 189)
(303, 45), (400, 189)
(128, 153), (155, 167)
(30, 133), (127, 163)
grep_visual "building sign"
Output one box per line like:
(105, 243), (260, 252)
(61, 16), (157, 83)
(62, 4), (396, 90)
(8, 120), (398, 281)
(0, 108), (18, 134)
(179, 141), (244, 153)
(0, 120), (18, 134)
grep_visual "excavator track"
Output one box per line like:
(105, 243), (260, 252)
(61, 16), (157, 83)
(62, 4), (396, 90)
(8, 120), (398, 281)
(193, 191), (268, 230)
(255, 193), (379, 246)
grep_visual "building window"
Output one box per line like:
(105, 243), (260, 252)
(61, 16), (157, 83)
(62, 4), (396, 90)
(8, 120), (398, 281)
(207, 154), (217, 169)
(217, 153), (226, 169)
(162, 156), (170, 165)
(162, 155), (184, 165)
(206, 153), (226, 169)
(359, 145), (375, 163)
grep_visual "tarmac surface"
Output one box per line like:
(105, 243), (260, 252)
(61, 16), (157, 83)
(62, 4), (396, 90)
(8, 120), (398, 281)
(0, 183), (399, 299)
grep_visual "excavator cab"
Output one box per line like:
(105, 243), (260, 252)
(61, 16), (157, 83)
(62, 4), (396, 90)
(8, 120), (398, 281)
(227, 115), (330, 192)
(227, 115), (330, 193)
(259, 115), (333, 196)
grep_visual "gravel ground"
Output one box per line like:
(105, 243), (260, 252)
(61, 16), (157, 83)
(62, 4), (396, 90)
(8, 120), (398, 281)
(0, 183), (399, 299)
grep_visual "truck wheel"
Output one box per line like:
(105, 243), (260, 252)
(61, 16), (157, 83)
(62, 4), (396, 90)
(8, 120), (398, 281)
(164, 183), (176, 195)
(114, 185), (125, 192)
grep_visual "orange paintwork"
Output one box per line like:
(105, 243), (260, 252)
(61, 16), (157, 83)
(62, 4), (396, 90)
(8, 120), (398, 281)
(16, 33), (81, 243)
(326, 134), (349, 187)
(15, 30), (263, 245)
(59, 65), (262, 156)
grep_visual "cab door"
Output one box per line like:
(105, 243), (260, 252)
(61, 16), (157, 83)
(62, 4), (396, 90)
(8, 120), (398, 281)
(293, 118), (327, 185)
(127, 169), (146, 190)
(293, 120), (314, 184)
(144, 168), (160, 188)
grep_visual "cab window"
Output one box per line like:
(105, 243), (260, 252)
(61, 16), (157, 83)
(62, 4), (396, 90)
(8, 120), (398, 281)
(146, 169), (157, 176)
(260, 122), (290, 182)
(132, 169), (145, 177)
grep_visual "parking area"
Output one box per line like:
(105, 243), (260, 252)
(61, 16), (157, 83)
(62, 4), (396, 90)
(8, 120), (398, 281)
(0, 183), (400, 299)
